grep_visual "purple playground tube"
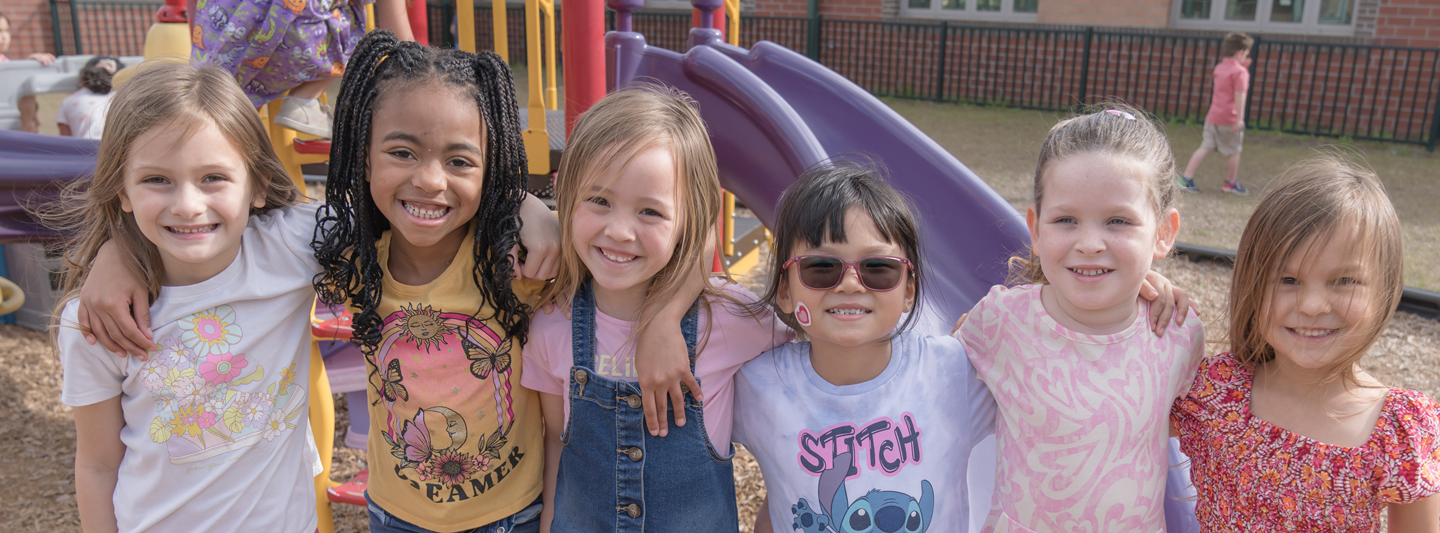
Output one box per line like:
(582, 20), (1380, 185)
(0, 130), (97, 243)
(607, 28), (1200, 532)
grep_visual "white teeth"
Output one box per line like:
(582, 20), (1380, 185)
(600, 249), (636, 263)
(1291, 328), (1337, 338)
(169, 225), (217, 234)
(402, 201), (449, 220)
(827, 308), (870, 315)
(1070, 268), (1112, 277)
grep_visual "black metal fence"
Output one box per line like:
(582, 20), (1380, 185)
(49, 0), (159, 56)
(49, 0), (1440, 148)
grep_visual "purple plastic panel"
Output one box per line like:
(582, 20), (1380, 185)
(0, 130), (96, 242)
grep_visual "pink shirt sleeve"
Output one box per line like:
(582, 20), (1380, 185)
(958, 285), (1006, 381)
(1376, 391), (1440, 503)
(519, 307), (569, 397)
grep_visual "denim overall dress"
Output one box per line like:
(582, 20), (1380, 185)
(551, 282), (739, 532)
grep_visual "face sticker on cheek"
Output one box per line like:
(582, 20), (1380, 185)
(795, 301), (812, 327)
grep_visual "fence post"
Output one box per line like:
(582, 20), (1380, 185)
(806, 14), (821, 61)
(70, 1), (84, 55)
(1245, 34), (1260, 128)
(1429, 71), (1440, 151)
(1077, 26), (1092, 107)
(49, 0), (64, 55)
(935, 21), (947, 102)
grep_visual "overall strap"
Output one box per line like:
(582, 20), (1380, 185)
(573, 279), (705, 376)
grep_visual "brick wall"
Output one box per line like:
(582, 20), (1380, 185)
(1, 0), (55, 56)
(1037, 0), (1171, 27)
(1374, 0), (1440, 48)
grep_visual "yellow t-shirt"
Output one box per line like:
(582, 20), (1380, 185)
(363, 229), (546, 530)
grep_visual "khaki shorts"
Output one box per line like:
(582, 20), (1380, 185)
(1201, 122), (1244, 156)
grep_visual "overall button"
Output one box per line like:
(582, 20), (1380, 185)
(574, 369), (588, 385)
(623, 394), (642, 409)
(621, 447), (643, 462)
(621, 503), (642, 518)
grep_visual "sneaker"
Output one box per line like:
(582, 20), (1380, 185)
(1177, 175), (1199, 193)
(1222, 180), (1249, 196)
(274, 97), (332, 139)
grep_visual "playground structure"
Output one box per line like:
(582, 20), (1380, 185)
(0, 0), (1206, 531)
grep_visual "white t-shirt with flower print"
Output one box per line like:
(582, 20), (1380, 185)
(58, 202), (323, 533)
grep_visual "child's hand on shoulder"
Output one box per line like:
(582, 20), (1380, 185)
(513, 193), (560, 281)
(78, 241), (154, 358)
(1141, 270), (1199, 337)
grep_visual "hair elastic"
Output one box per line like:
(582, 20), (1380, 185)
(1104, 109), (1137, 120)
(795, 301), (812, 327)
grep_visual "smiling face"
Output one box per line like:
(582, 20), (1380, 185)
(0, 17), (11, 54)
(570, 145), (682, 318)
(119, 118), (264, 286)
(367, 82), (486, 258)
(778, 206), (915, 350)
(1261, 229), (1376, 370)
(1027, 152), (1178, 331)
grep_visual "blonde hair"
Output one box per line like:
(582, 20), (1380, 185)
(538, 84), (729, 337)
(46, 62), (299, 327)
(1009, 103), (1178, 286)
(1229, 153), (1402, 387)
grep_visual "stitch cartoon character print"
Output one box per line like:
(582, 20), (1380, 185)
(370, 302), (529, 503)
(790, 431), (935, 533)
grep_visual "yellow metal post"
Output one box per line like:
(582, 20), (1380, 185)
(458, 0), (476, 52)
(726, 0), (739, 46)
(521, 0), (550, 175)
(491, 0), (507, 61)
(542, 0), (557, 110)
(366, 3), (375, 32)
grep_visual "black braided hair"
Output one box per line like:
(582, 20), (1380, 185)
(313, 30), (532, 360)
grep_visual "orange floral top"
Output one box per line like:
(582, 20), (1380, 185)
(1171, 353), (1440, 531)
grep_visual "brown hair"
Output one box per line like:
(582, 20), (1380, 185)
(1222, 32), (1254, 56)
(537, 84), (731, 338)
(46, 62), (298, 325)
(1229, 153), (1402, 386)
(1008, 103), (1178, 285)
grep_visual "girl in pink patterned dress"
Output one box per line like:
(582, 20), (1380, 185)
(1170, 154), (1440, 531)
(956, 106), (1206, 532)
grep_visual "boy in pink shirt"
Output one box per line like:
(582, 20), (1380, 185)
(1179, 32), (1253, 196)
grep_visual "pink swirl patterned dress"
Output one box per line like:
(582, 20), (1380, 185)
(1171, 353), (1440, 531)
(958, 284), (1206, 533)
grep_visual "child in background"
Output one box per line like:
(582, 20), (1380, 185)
(1179, 32), (1253, 195)
(190, 0), (366, 138)
(523, 85), (792, 532)
(735, 163), (998, 532)
(1171, 155), (1440, 530)
(57, 55), (123, 140)
(957, 106), (1206, 532)
(0, 12), (55, 64)
(54, 62), (321, 533)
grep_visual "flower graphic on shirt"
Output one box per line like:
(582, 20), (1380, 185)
(170, 405), (217, 438)
(180, 305), (243, 355)
(152, 335), (191, 367)
(172, 374), (215, 409)
(234, 392), (273, 428)
(138, 359), (171, 393)
(199, 352), (249, 384)
(396, 302), (453, 352)
(418, 449), (480, 487)
(260, 410), (288, 441)
(278, 364), (297, 389)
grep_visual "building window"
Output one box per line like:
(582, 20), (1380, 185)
(1170, 0), (1353, 35)
(902, 0), (1039, 21)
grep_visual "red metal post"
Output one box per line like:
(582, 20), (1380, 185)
(407, 0), (429, 46)
(564, 0), (606, 136)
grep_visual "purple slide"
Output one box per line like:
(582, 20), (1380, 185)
(0, 130), (95, 243)
(608, 28), (1200, 532)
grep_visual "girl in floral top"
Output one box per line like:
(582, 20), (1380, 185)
(1171, 153), (1440, 531)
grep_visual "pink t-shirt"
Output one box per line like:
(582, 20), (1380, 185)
(958, 284), (1205, 533)
(1205, 57), (1250, 126)
(521, 279), (793, 446)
